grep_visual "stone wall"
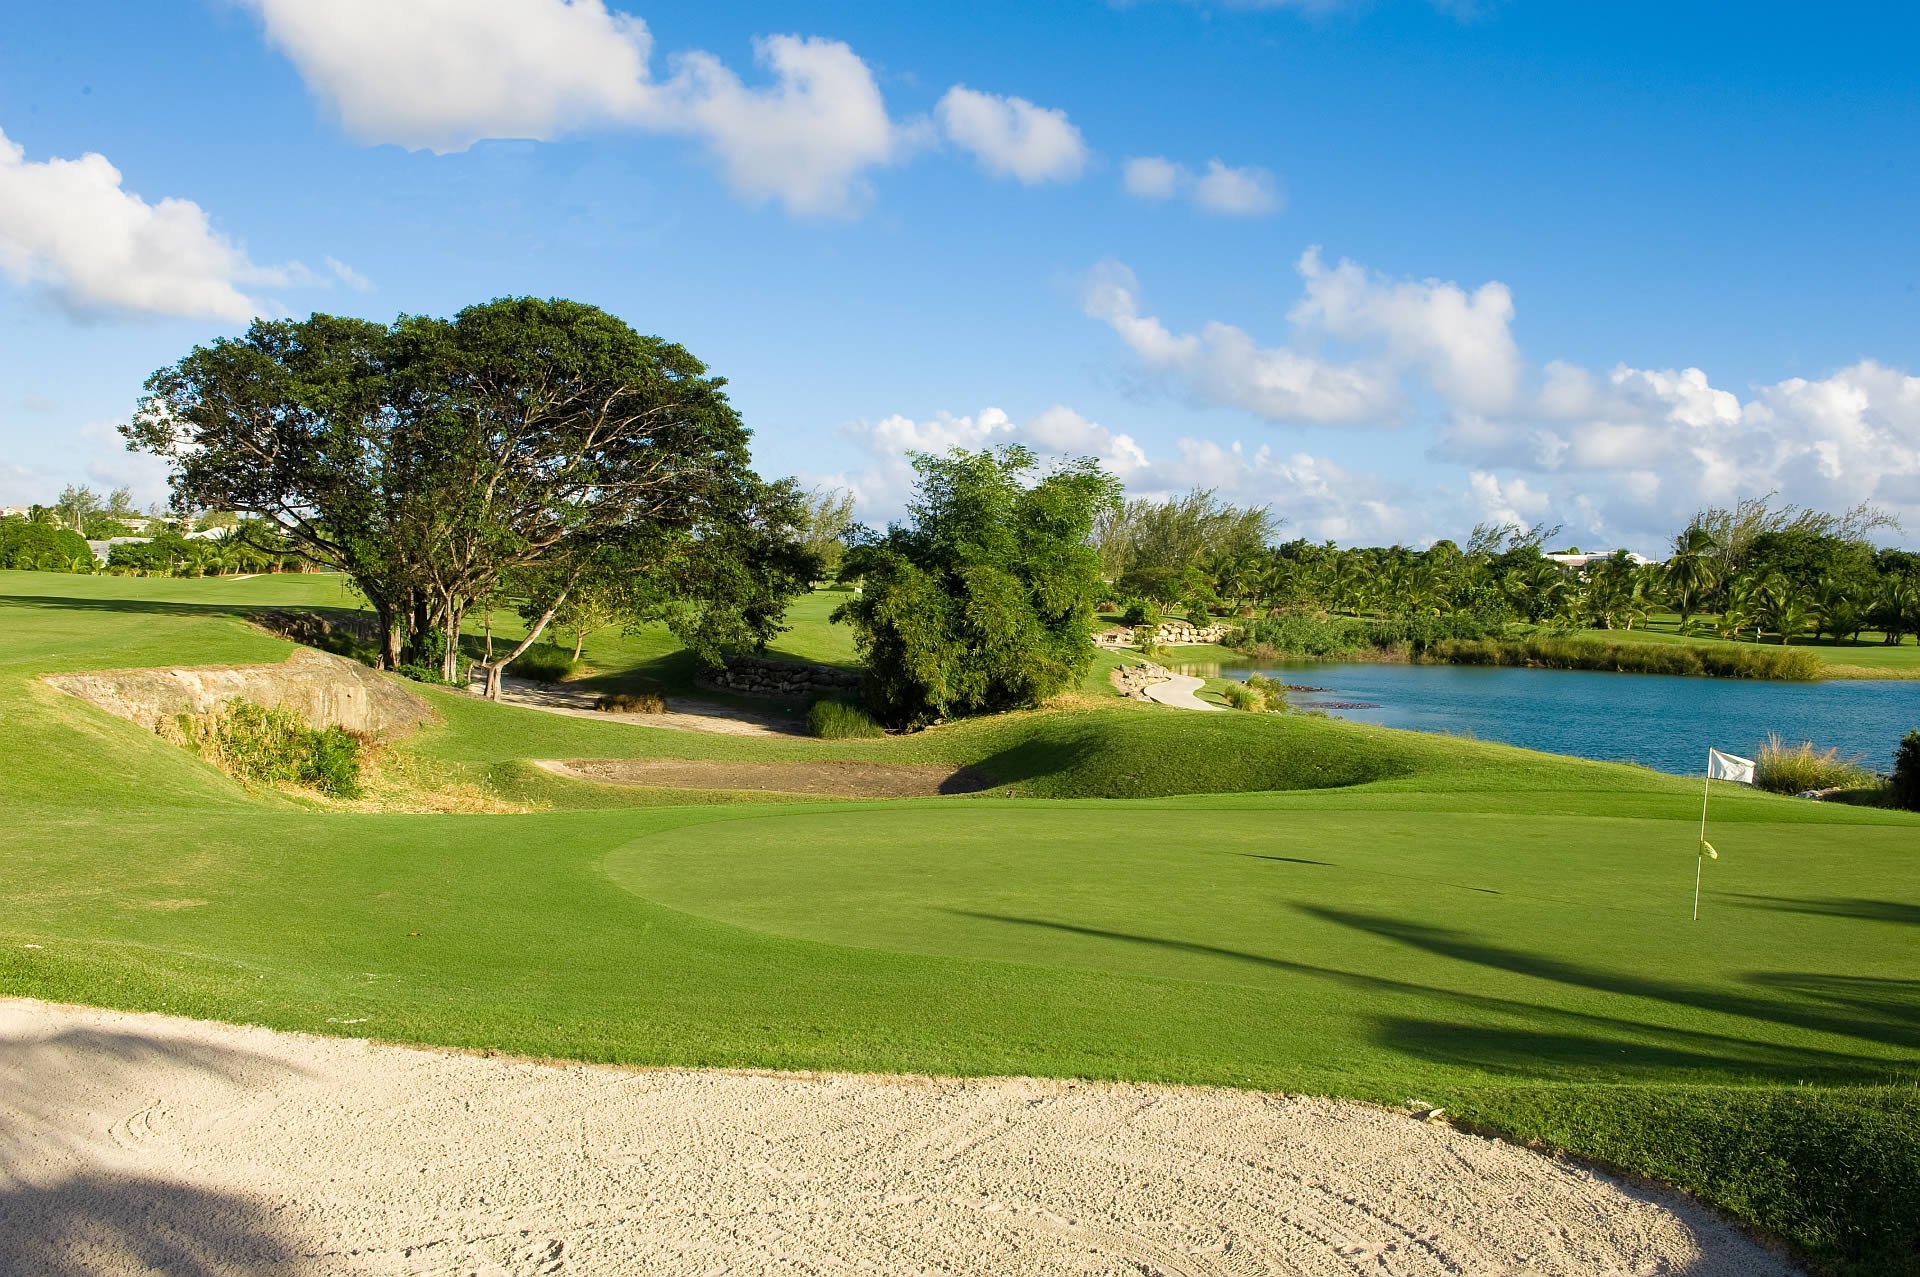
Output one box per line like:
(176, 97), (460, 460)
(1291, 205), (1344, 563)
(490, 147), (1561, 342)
(45, 647), (433, 738)
(706, 655), (862, 699)
(1110, 661), (1174, 699)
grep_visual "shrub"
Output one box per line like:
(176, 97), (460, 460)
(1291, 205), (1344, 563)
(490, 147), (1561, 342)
(1420, 636), (1821, 681)
(1755, 734), (1878, 795)
(596, 690), (666, 714)
(1892, 729), (1920, 812)
(507, 643), (577, 684)
(1220, 681), (1259, 711)
(0, 521), (93, 571)
(1246, 674), (1289, 712)
(169, 699), (365, 797)
(1184, 598), (1215, 625)
(808, 697), (886, 738)
(1120, 598), (1161, 628)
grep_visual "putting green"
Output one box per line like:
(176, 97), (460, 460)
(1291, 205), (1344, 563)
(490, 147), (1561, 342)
(608, 803), (1920, 1084)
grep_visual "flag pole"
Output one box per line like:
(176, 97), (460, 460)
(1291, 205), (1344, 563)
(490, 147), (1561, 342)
(1694, 750), (1711, 921)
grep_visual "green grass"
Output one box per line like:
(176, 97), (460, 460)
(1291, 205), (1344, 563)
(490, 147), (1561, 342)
(3, 569), (1917, 1274)
(1577, 615), (1920, 679)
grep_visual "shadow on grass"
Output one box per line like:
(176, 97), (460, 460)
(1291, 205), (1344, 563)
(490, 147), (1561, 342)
(1727, 894), (1920, 927)
(947, 910), (1899, 1080)
(1297, 905), (1919, 1051)
(1238, 853), (1335, 867)
(0, 592), (349, 621)
(0, 1022), (320, 1273)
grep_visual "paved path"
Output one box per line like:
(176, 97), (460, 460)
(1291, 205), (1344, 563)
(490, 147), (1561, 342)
(1142, 672), (1223, 711)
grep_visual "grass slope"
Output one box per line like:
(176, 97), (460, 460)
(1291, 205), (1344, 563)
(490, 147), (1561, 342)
(2, 570), (1917, 1274)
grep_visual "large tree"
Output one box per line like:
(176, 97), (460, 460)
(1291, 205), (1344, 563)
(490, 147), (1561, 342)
(126, 300), (764, 681)
(835, 446), (1121, 727)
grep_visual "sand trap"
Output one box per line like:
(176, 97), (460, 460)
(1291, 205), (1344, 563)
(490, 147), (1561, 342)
(1, 998), (1795, 1276)
(538, 757), (991, 797)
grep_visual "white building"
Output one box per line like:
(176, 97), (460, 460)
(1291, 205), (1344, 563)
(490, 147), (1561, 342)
(1544, 551), (1653, 570)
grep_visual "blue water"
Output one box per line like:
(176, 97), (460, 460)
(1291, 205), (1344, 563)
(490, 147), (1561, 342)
(1181, 660), (1920, 776)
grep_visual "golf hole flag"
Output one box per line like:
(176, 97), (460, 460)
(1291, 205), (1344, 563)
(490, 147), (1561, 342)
(1693, 746), (1754, 918)
(1707, 748), (1756, 785)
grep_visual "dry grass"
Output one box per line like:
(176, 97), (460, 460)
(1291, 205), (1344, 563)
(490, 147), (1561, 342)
(1754, 733), (1880, 795)
(596, 690), (666, 714)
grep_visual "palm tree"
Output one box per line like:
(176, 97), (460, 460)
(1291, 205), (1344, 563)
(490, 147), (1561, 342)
(1814, 582), (1866, 644)
(1664, 525), (1721, 629)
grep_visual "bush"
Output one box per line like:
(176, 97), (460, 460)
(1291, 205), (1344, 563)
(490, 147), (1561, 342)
(596, 690), (665, 714)
(1754, 734), (1878, 795)
(1246, 674), (1289, 712)
(1220, 681), (1260, 711)
(1892, 729), (1920, 812)
(510, 643), (579, 684)
(1120, 598), (1161, 628)
(0, 520), (93, 571)
(808, 697), (886, 738)
(169, 699), (365, 797)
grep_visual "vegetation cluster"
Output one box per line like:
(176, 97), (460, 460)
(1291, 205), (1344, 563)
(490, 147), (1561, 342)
(164, 699), (364, 798)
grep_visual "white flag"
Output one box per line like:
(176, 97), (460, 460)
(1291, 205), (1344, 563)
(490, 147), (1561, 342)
(1707, 748), (1755, 784)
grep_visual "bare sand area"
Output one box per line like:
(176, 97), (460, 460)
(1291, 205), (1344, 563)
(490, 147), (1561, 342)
(480, 675), (803, 738)
(0, 998), (1795, 1276)
(537, 756), (989, 798)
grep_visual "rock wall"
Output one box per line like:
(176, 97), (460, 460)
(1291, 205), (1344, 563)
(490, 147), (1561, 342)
(1111, 661), (1174, 699)
(706, 655), (862, 699)
(46, 647), (433, 738)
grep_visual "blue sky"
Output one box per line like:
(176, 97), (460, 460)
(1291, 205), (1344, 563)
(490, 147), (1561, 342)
(2, 0), (1916, 552)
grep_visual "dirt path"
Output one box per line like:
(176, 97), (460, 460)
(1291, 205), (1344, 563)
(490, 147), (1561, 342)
(536, 757), (990, 798)
(476, 673), (802, 737)
(1143, 671), (1223, 711)
(1, 998), (1794, 1277)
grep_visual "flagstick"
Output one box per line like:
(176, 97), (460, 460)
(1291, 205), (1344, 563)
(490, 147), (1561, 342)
(1694, 750), (1712, 922)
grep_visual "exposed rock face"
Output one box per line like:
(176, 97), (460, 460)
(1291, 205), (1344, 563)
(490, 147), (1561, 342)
(1111, 661), (1175, 700)
(706, 655), (862, 699)
(45, 648), (432, 737)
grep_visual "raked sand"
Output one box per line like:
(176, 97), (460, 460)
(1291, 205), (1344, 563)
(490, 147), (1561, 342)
(0, 998), (1797, 1276)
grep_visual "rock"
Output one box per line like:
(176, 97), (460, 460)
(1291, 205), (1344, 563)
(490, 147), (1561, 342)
(45, 647), (433, 738)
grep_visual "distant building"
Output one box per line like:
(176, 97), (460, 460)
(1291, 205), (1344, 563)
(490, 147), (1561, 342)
(0, 506), (32, 520)
(86, 536), (151, 564)
(1544, 551), (1653, 570)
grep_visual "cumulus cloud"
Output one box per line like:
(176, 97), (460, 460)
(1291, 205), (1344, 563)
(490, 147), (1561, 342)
(1291, 248), (1520, 413)
(1121, 155), (1181, 199)
(0, 127), (309, 322)
(820, 402), (1431, 545)
(238, 0), (912, 216)
(1084, 260), (1398, 424)
(1120, 155), (1282, 215)
(936, 87), (1088, 185)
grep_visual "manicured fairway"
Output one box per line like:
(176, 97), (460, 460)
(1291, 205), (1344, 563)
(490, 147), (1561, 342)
(2, 570), (1917, 1273)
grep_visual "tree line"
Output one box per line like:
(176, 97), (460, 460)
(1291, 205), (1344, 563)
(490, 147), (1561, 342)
(1094, 490), (1919, 646)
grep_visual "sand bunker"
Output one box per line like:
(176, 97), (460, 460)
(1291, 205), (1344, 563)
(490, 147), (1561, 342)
(1, 998), (1795, 1276)
(539, 756), (991, 797)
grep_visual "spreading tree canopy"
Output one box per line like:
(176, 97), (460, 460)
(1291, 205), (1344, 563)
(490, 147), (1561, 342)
(124, 299), (800, 688)
(835, 446), (1121, 727)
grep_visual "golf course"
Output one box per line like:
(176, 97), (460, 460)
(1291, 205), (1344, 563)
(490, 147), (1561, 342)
(3, 568), (1916, 1274)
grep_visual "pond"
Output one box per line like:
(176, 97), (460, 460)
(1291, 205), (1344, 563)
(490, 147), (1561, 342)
(1175, 659), (1920, 776)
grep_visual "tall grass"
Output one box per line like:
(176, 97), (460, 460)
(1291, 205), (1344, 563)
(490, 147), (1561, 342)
(1754, 734), (1879, 795)
(165, 699), (365, 797)
(1426, 636), (1822, 681)
(808, 697), (886, 739)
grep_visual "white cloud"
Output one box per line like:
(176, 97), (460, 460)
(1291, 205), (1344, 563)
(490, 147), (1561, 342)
(1120, 155), (1282, 215)
(1084, 260), (1399, 424)
(936, 86), (1088, 185)
(1191, 160), (1282, 215)
(0, 127), (303, 321)
(672, 36), (906, 216)
(822, 403), (1430, 545)
(324, 256), (373, 291)
(1122, 155), (1181, 199)
(1291, 248), (1520, 413)
(238, 0), (913, 216)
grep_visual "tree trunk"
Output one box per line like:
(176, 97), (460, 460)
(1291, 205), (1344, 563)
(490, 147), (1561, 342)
(485, 596), (567, 700)
(572, 627), (586, 662)
(440, 605), (463, 684)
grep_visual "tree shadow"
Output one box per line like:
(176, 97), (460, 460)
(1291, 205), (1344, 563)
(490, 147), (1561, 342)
(947, 911), (1895, 1079)
(1238, 853), (1335, 867)
(967, 731), (1098, 792)
(0, 591), (360, 624)
(0, 1017), (322, 1271)
(1297, 905), (1919, 1051)
(1727, 894), (1920, 927)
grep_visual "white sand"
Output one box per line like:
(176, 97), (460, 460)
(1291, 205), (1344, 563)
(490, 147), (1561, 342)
(0, 998), (1797, 1276)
